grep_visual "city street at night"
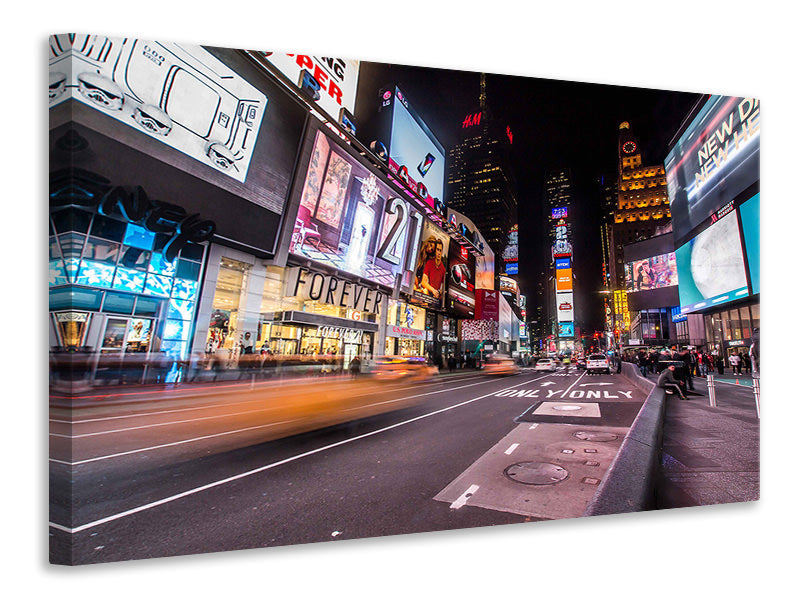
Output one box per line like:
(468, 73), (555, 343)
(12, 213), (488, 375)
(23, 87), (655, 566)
(49, 366), (647, 564)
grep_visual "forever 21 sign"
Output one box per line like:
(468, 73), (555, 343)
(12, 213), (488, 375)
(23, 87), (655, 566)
(284, 267), (385, 313)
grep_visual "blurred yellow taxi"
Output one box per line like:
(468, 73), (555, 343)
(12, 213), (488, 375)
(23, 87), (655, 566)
(483, 356), (520, 376)
(373, 356), (438, 382)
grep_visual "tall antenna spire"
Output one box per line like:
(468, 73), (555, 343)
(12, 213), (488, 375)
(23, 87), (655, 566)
(479, 73), (486, 109)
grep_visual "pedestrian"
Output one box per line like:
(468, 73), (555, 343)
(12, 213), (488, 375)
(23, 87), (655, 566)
(637, 350), (648, 377)
(658, 364), (687, 400)
(447, 354), (456, 372)
(729, 352), (741, 375)
(716, 354), (725, 375)
(743, 353), (751, 374)
(348, 355), (361, 378)
(680, 349), (694, 391)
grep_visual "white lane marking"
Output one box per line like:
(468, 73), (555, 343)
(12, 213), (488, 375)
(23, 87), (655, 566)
(560, 371), (587, 398)
(450, 484), (479, 509)
(541, 382), (555, 387)
(50, 376), (542, 534)
(579, 383), (613, 386)
(529, 423), (539, 430)
(50, 420), (300, 466)
(504, 443), (519, 455)
(51, 375), (518, 464)
(50, 375), (485, 425)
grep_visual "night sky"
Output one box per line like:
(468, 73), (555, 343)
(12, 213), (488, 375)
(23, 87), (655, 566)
(355, 61), (702, 335)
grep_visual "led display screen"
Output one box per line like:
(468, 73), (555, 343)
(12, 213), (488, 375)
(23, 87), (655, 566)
(558, 321), (574, 337)
(555, 258), (571, 270)
(49, 35), (267, 184)
(556, 292), (574, 322)
(740, 193), (760, 295)
(551, 207), (568, 219)
(412, 220), (450, 309)
(556, 268), (572, 291)
(624, 252), (678, 292)
(291, 129), (419, 288)
(665, 95), (760, 245)
(675, 211), (749, 313)
(447, 242), (475, 318)
(386, 87), (446, 209)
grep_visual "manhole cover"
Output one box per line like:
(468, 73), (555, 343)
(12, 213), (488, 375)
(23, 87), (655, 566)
(504, 462), (569, 485)
(553, 405), (583, 411)
(573, 431), (618, 442)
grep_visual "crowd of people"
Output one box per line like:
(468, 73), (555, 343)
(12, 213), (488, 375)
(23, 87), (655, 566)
(622, 346), (755, 379)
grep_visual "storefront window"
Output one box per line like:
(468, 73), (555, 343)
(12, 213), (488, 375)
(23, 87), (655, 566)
(721, 311), (732, 341)
(750, 304), (760, 332)
(206, 257), (250, 352)
(740, 306), (751, 338)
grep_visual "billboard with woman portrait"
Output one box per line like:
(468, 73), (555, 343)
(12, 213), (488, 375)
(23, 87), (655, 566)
(412, 220), (450, 309)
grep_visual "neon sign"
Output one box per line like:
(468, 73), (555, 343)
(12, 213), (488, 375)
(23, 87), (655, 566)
(462, 112), (482, 128)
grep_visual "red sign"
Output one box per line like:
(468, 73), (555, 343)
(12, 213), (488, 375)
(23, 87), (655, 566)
(474, 289), (499, 320)
(462, 112), (482, 128)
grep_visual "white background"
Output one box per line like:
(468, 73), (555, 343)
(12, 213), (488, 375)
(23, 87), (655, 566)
(12, 2), (793, 598)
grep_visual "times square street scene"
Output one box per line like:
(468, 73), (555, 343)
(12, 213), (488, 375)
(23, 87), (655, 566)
(48, 34), (760, 566)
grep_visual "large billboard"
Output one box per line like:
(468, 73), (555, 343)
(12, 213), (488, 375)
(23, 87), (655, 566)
(50, 35), (267, 185)
(675, 211), (749, 313)
(411, 220), (450, 309)
(556, 268), (573, 292)
(740, 193), (760, 295)
(624, 252), (678, 293)
(252, 52), (360, 121)
(290, 128), (417, 287)
(446, 208), (495, 289)
(665, 95), (760, 245)
(382, 87), (446, 211)
(447, 242), (476, 318)
(556, 292), (574, 322)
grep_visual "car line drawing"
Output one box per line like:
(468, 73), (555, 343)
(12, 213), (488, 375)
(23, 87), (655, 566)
(49, 34), (267, 182)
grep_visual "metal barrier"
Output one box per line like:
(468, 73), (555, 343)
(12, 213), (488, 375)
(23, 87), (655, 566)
(707, 374), (716, 407)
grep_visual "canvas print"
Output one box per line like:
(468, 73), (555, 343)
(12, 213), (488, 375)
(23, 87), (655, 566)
(49, 33), (760, 566)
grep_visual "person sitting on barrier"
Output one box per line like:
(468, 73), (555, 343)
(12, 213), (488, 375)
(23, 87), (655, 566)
(658, 364), (687, 400)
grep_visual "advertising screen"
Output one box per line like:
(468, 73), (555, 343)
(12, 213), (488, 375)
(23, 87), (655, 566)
(253, 52), (360, 120)
(290, 129), (414, 287)
(556, 268), (573, 291)
(386, 87), (446, 209)
(556, 292), (574, 322)
(740, 193), (760, 295)
(499, 276), (519, 298)
(447, 242), (476, 318)
(624, 252), (678, 292)
(412, 220), (450, 308)
(665, 95), (760, 245)
(555, 257), (571, 270)
(447, 209), (495, 289)
(675, 211), (749, 313)
(474, 289), (500, 321)
(558, 322), (575, 338)
(551, 207), (568, 219)
(49, 35), (267, 185)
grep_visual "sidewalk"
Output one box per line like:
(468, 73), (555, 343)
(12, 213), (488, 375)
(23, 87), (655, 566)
(654, 371), (760, 509)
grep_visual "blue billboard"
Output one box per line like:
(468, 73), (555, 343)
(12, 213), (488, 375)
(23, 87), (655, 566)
(555, 257), (571, 270)
(558, 321), (574, 337)
(739, 193), (760, 295)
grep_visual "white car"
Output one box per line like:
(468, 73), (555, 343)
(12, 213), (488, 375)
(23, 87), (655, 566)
(586, 353), (611, 374)
(534, 358), (557, 372)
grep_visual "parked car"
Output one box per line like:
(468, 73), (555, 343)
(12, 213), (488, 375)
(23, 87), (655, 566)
(586, 353), (611, 375)
(484, 357), (520, 376)
(533, 358), (557, 372)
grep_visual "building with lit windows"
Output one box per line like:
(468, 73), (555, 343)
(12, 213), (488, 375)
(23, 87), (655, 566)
(446, 75), (518, 270)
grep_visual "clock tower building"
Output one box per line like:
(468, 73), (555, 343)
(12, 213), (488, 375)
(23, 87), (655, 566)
(607, 121), (672, 291)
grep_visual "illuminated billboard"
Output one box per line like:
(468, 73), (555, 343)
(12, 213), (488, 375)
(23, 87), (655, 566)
(624, 252), (678, 293)
(555, 257), (571, 270)
(558, 322), (575, 338)
(675, 211), (749, 313)
(447, 242), (476, 318)
(556, 292), (574, 322)
(447, 209), (495, 289)
(740, 193), (760, 295)
(556, 268), (573, 291)
(384, 87), (446, 210)
(665, 95), (760, 245)
(253, 52), (360, 120)
(499, 275), (519, 297)
(49, 35), (268, 185)
(551, 207), (568, 219)
(412, 220), (450, 309)
(291, 129), (415, 287)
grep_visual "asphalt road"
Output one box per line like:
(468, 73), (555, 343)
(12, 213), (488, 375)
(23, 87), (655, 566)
(49, 365), (647, 565)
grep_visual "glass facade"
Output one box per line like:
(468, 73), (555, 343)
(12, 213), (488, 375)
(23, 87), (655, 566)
(48, 207), (205, 360)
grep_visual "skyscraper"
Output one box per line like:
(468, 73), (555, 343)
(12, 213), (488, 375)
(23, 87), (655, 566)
(609, 121), (671, 290)
(446, 74), (518, 275)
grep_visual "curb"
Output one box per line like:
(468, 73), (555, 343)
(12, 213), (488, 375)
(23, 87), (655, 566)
(583, 361), (665, 516)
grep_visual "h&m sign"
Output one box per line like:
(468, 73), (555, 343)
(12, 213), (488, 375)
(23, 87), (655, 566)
(285, 267), (384, 313)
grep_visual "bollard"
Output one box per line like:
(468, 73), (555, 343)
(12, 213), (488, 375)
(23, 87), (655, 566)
(707, 374), (716, 407)
(752, 374), (760, 418)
